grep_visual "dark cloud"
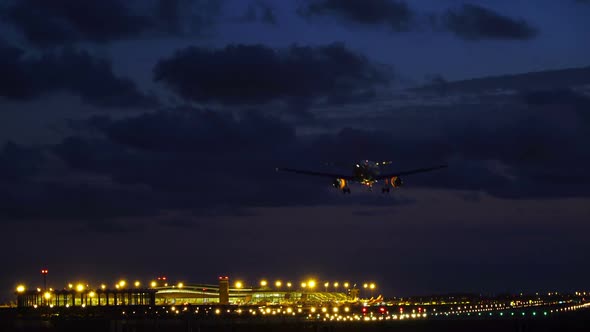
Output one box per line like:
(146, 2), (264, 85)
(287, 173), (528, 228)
(0, 43), (157, 108)
(153, 43), (391, 108)
(155, 0), (225, 35)
(236, 1), (277, 25)
(0, 0), (223, 47)
(298, 0), (413, 31)
(522, 88), (590, 108)
(443, 4), (538, 41)
(0, 0), (151, 46)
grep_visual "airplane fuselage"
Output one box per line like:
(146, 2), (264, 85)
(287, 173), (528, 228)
(353, 160), (381, 187)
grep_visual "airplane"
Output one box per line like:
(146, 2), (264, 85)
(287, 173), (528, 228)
(276, 160), (447, 193)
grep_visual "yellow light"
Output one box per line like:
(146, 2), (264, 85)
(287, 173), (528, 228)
(150, 281), (157, 288)
(308, 280), (316, 289)
(101, 284), (106, 290)
(177, 282), (184, 288)
(88, 291), (96, 298)
(68, 284), (73, 289)
(363, 283), (368, 289)
(334, 282), (339, 288)
(344, 282), (349, 288)
(260, 280), (267, 287)
(76, 284), (85, 292)
(16, 285), (25, 293)
(115, 285), (120, 289)
(118, 280), (126, 288)
(275, 281), (282, 288)
(235, 281), (243, 289)
(324, 282), (329, 288)
(286, 282), (292, 288)
(301, 282), (307, 288)
(43, 292), (51, 300)
(369, 283), (375, 290)
(134, 281), (140, 287)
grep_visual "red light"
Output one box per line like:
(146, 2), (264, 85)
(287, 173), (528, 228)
(41, 269), (48, 274)
(379, 307), (386, 313)
(418, 307), (422, 312)
(362, 308), (367, 313)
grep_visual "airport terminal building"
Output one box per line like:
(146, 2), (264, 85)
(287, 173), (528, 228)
(15, 277), (363, 308)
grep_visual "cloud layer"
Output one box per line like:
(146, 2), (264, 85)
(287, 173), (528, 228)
(298, 0), (413, 31)
(0, 42), (156, 108)
(443, 4), (538, 41)
(154, 43), (391, 107)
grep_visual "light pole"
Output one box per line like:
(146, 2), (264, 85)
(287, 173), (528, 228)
(41, 269), (48, 291)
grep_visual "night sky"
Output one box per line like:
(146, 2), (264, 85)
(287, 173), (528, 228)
(1, 0), (590, 301)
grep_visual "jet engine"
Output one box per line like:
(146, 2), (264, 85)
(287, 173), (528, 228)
(333, 178), (350, 193)
(390, 176), (403, 188)
(382, 176), (403, 193)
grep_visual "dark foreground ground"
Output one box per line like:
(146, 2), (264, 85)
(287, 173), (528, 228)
(1, 309), (589, 332)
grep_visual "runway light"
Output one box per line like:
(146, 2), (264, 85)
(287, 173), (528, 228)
(16, 285), (25, 293)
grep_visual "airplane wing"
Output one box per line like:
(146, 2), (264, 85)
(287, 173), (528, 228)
(275, 167), (354, 180)
(376, 164), (448, 179)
